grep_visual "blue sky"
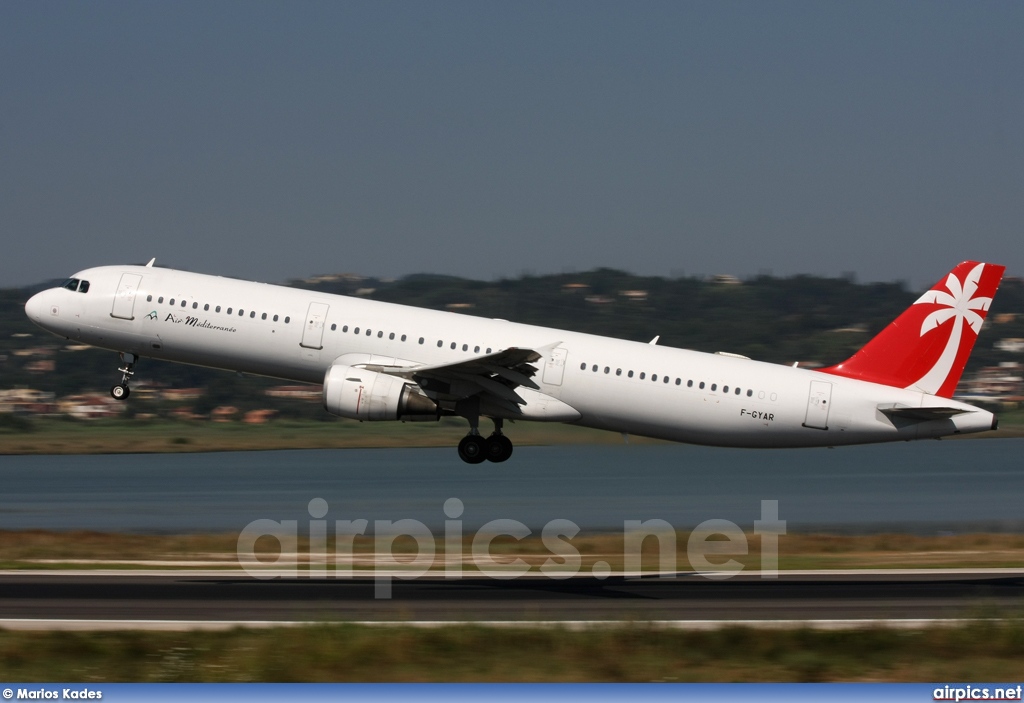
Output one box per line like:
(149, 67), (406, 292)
(2, 1), (1022, 288)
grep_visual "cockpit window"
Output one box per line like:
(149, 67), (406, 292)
(78, 280), (90, 293)
(61, 278), (80, 291)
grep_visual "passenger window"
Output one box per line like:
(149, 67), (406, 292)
(451, 342), (457, 349)
(159, 297), (164, 304)
(747, 389), (753, 397)
(79, 281), (90, 293)
(462, 344), (468, 351)
(699, 382), (705, 389)
(604, 367), (610, 374)
(474, 345), (480, 353)
(419, 337), (425, 344)
(664, 376), (670, 384)
(169, 299), (175, 305)
(262, 313), (267, 320)
(330, 323), (335, 330)
(628, 371), (634, 378)
(250, 311), (255, 318)
(239, 309), (244, 316)
(366, 329), (371, 336)
(340, 324), (346, 331)
(592, 365), (598, 372)
(192, 302), (198, 309)
(204, 304), (210, 311)
(652, 374), (658, 382)
(389, 333), (395, 340)
(688, 380), (693, 387)
(486, 348), (492, 353)
(580, 363), (587, 370)
(437, 340), (443, 347)
(616, 369), (622, 376)
(354, 327), (360, 334)
(216, 306), (221, 313)
(723, 386), (729, 393)
(675, 378), (681, 385)
(285, 317), (290, 323)
(640, 372), (646, 380)
(147, 295), (153, 302)
(274, 315), (279, 322)
(378, 331), (383, 338)
(401, 335), (407, 342)
(182, 300), (187, 308)
(735, 388), (741, 395)
(711, 384), (717, 391)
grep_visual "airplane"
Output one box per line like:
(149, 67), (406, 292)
(24, 259), (1004, 463)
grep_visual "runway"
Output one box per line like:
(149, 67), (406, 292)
(1, 570), (1022, 630)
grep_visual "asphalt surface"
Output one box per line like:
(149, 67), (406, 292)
(1, 571), (1023, 626)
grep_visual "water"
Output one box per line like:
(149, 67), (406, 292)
(0, 440), (1022, 534)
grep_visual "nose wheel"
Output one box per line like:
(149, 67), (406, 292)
(110, 352), (137, 401)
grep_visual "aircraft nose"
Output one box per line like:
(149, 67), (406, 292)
(24, 291), (48, 324)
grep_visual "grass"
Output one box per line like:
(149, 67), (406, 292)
(0, 417), (665, 455)
(2, 620), (1024, 682)
(1, 411), (1022, 455)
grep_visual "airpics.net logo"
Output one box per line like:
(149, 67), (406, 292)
(236, 499), (787, 599)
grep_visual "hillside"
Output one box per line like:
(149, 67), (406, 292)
(2, 269), (1022, 420)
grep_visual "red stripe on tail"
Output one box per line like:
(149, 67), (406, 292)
(820, 261), (1006, 398)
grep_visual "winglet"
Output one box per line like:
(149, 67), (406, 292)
(145, 258), (156, 267)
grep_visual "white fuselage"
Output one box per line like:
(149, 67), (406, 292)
(24, 265), (995, 448)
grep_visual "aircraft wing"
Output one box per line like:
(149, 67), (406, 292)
(371, 343), (561, 411)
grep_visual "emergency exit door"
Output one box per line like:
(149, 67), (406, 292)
(542, 347), (568, 386)
(300, 302), (330, 349)
(110, 273), (143, 320)
(802, 380), (832, 430)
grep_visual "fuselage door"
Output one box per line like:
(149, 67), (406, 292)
(803, 380), (832, 430)
(542, 347), (568, 386)
(110, 273), (143, 320)
(300, 302), (330, 350)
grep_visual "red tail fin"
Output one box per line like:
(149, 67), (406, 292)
(820, 261), (1006, 398)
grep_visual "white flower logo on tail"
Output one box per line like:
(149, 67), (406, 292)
(907, 262), (992, 395)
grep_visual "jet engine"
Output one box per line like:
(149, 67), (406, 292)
(322, 364), (438, 421)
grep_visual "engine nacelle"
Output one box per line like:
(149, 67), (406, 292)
(322, 364), (438, 421)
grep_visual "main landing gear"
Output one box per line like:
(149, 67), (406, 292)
(458, 418), (514, 464)
(110, 352), (137, 400)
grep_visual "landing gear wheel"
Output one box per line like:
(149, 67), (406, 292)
(485, 434), (514, 463)
(457, 435), (488, 464)
(111, 352), (137, 402)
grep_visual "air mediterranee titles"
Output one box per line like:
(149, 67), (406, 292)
(161, 311), (238, 333)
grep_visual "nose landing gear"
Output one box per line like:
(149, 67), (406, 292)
(110, 352), (137, 400)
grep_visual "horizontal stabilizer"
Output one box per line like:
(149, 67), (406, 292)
(877, 403), (969, 421)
